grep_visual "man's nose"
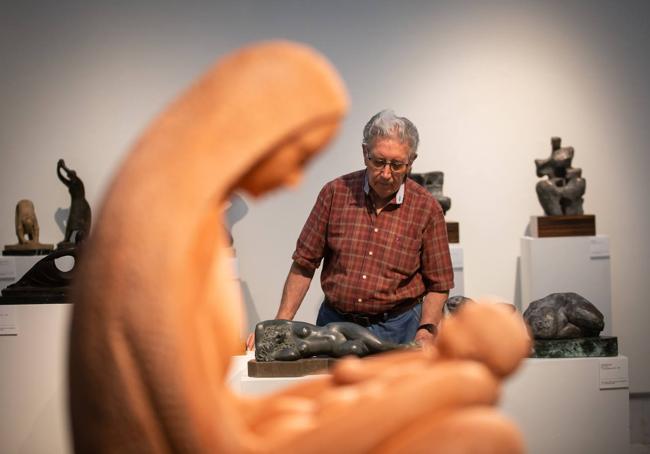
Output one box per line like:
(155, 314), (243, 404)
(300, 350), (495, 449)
(380, 165), (392, 179)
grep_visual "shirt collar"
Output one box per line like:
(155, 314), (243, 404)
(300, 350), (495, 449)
(363, 171), (405, 205)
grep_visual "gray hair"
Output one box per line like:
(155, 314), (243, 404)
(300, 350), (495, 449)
(362, 109), (419, 158)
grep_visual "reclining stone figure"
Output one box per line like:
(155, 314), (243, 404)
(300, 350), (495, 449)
(254, 320), (404, 361)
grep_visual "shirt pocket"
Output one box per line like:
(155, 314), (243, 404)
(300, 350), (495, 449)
(387, 234), (421, 276)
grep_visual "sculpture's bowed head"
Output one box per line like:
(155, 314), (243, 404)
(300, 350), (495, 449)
(197, 40), (350, 197)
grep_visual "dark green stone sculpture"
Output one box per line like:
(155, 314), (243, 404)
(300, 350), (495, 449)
(524, 292), (617, 358)
(254, 319), (405, 362)
(524, 292), (604, 339)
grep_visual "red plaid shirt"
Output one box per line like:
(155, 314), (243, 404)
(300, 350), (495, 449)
(292, 169), (454, 314)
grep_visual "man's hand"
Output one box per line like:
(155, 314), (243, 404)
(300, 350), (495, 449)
(415, 327), (436, 352)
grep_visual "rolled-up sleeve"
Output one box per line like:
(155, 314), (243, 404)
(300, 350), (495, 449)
(420, 204), (454, 292)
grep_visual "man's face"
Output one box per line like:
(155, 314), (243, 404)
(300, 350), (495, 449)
(364, 137), (412, 201)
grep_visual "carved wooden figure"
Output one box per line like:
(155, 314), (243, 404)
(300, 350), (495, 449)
(3, 199), (53, 253)
(15, 199), (40, 244)
(68, 41), (530, 453)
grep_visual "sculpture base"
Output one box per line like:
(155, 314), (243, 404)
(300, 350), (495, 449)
(248, 358), (336, 377)
(446, 222), (459, 243)
(3, 243), (54, 256)
(531, 336), (617, 358)
(529, 215), (595, 237)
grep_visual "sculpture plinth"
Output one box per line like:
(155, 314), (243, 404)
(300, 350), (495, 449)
(531, 336), (618, 358)
(446, 222), (459, 243)
(248, 358), (336, 377)
(529, 214), (596, 237)
(3, 244), (54, 256)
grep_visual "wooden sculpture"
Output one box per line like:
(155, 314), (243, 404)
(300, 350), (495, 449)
(68, 41), (530, 453)
(3, 199), (54, 253)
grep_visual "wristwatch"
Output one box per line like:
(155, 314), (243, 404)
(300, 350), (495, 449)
(417, 323), (437, 335)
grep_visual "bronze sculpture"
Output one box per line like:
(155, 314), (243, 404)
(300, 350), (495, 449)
(68, 41), (530, 453)
(57, 159), (91, 246)
(410, 171), (451, 215)
(535, 137), (586, 215)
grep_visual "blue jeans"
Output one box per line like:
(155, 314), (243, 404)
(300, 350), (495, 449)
(316, 301), (422, 344)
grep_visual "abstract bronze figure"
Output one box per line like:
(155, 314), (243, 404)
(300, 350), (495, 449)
(57, 159), (91, 245)
(254, 320), (404, 361)
(68, 41), (529, 453)
(534, 137), (586, 216)
(410, 171), (451, 215)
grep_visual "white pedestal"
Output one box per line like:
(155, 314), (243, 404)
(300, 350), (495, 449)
(0, 255), (43, 291)
(501, 356), (629, 454)
(0, 304), (72, 454)
(520, 235), (612, 335)
(449, 243), (464, 297)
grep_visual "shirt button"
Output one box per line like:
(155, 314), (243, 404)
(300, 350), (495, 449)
(357, 298), (362, 303)
(362, 275), (367, 279)
(374, 228), (379, 232)
(369, 251), (373, 256)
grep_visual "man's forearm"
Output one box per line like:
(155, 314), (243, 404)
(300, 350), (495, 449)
(275, 261), (314, 320)
(419, 291), (449, 326)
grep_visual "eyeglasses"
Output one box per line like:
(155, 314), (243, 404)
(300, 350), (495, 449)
(366, 152), (409, 173)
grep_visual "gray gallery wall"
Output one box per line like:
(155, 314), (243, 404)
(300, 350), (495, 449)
(1, 0), (649, 392)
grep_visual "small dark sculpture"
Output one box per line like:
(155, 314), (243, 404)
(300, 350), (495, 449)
(410, 171), (451, 215)
(255, 319), (405, 361)
(3, 199), (54, 254)
(445, 295), (474, 314)
(535, 137), (586, 215)
(1, 247), (76, 303)
(523, 292), (604, 339)
(57, 159), (91, 246)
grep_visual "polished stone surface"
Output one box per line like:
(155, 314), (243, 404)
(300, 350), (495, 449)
(531, 336), (618, 358)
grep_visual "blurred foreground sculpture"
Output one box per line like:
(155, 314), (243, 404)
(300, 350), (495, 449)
(68, 41), (529, 453)
(535, 137), (586, 215)
(57, 159), (91, 246)
(3, 199), (54, 255)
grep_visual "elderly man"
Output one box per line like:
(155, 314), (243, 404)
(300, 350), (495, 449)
(253, 109), (453, 350)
